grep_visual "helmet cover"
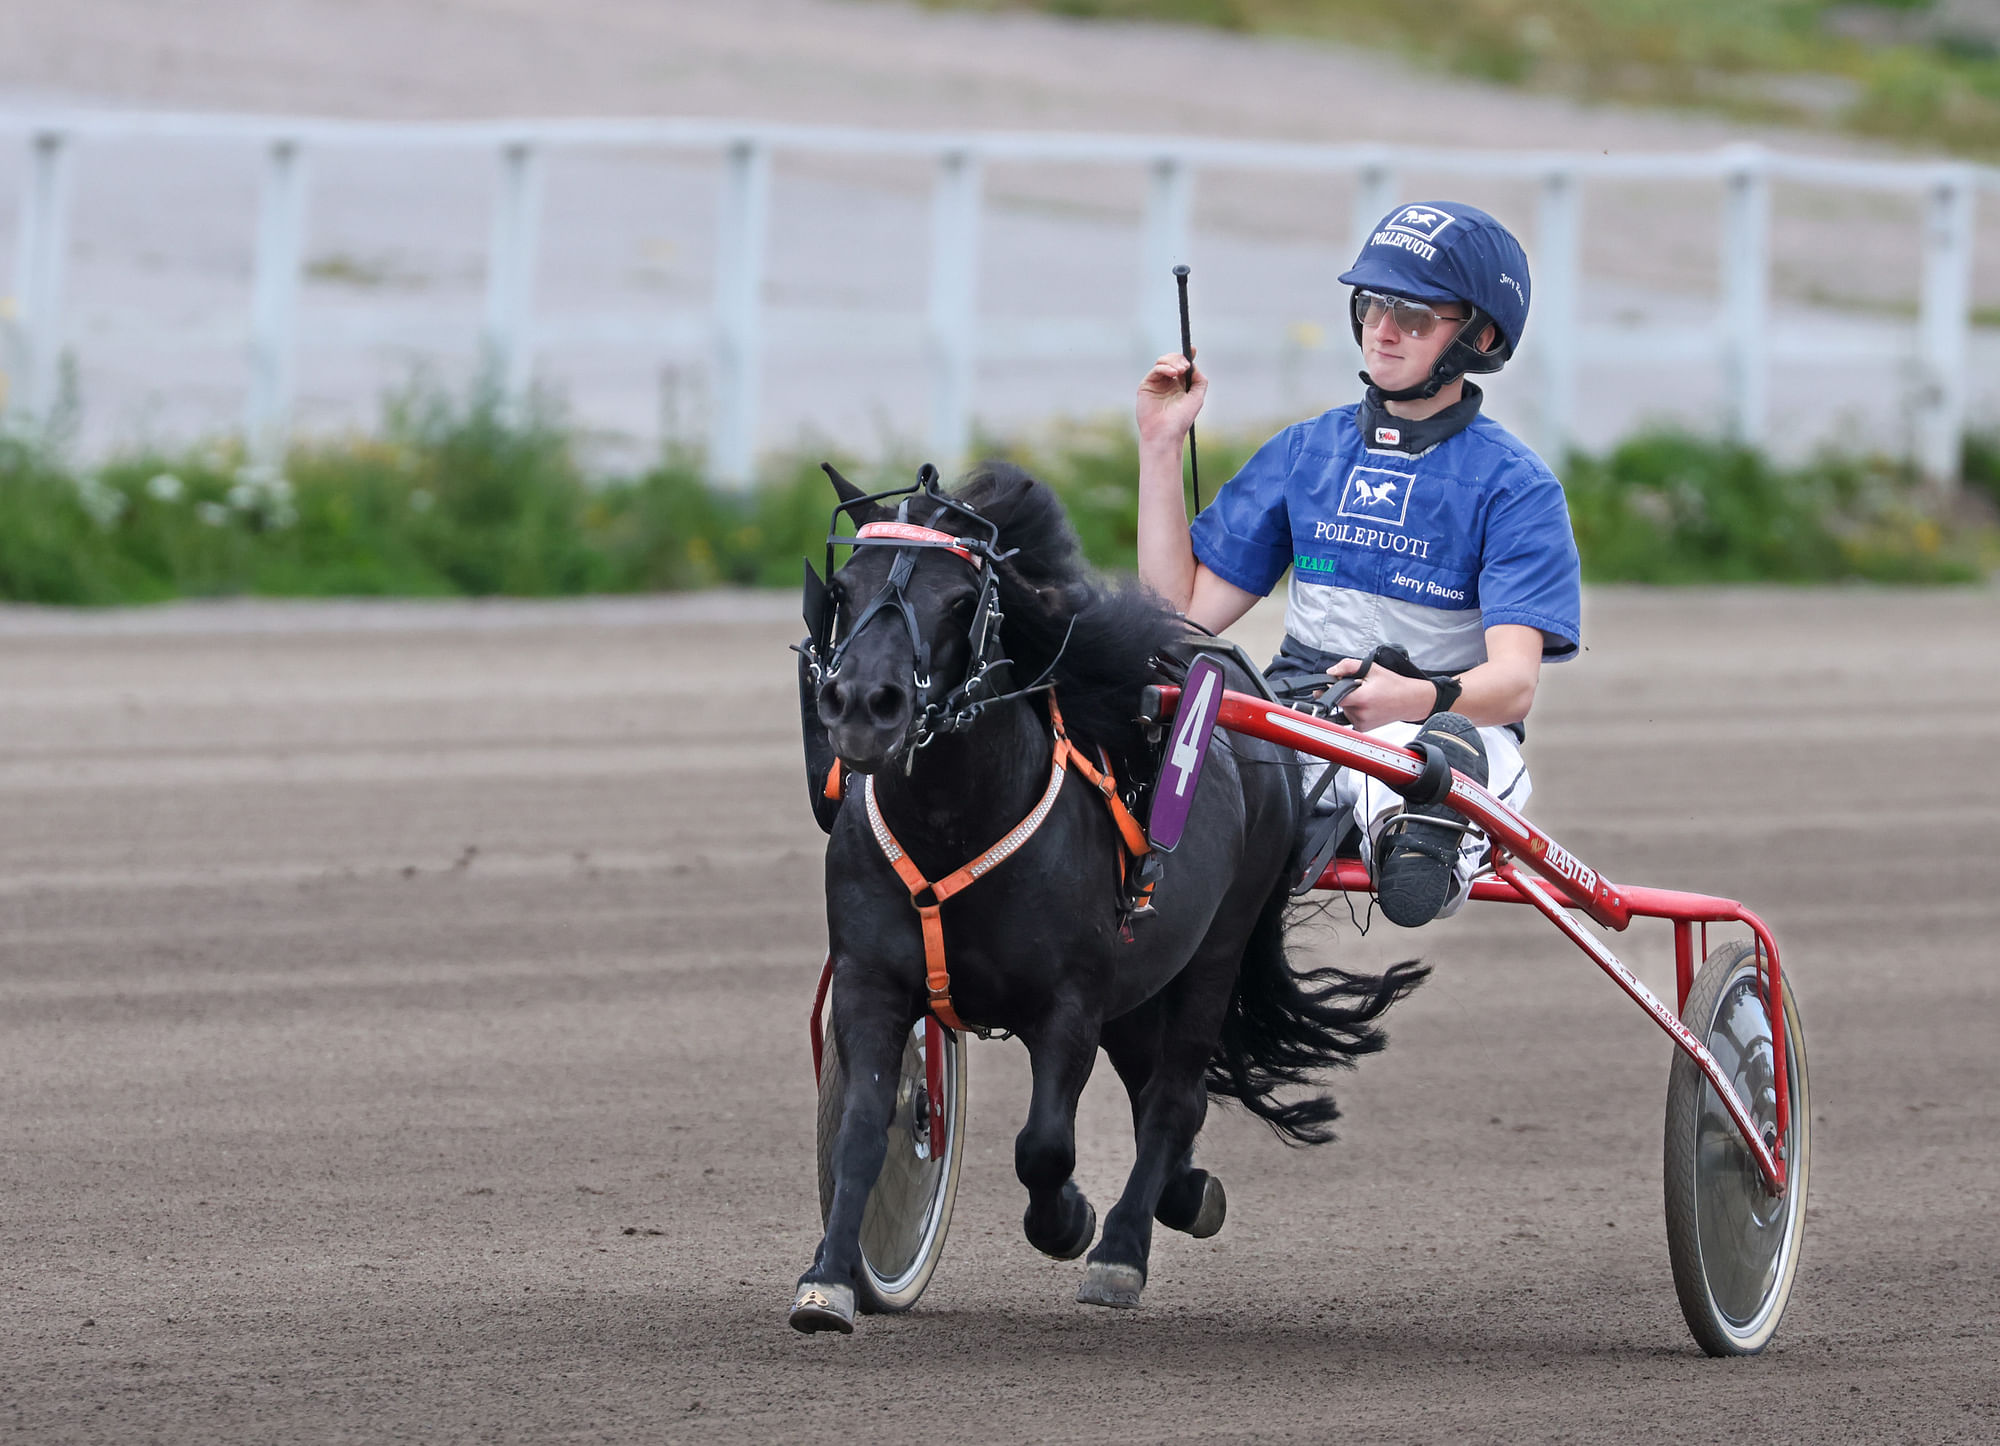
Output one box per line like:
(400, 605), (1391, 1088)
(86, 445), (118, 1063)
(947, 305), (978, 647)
(1340, 201), (1531, 353)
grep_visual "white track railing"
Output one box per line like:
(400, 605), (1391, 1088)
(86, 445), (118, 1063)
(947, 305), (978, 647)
(1, 111), (1990, 485)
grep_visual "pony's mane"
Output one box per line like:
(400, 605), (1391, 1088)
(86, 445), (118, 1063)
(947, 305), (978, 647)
(934, 463), (1192, 765)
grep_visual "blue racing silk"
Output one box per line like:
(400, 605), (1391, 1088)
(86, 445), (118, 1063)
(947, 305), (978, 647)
(1188, 403), (1581, 674)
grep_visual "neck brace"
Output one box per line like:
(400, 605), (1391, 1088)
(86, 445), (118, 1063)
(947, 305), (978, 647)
(1358, 382), (1484, 456)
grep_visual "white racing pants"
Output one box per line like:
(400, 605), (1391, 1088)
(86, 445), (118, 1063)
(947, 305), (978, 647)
(1305, 721), (1531, 921)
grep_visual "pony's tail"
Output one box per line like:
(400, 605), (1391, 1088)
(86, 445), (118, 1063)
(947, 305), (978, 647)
(1203, 884), (1429, 1146)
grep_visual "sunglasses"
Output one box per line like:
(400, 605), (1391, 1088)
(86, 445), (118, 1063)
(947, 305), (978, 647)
(1352, 290), (1468, 339)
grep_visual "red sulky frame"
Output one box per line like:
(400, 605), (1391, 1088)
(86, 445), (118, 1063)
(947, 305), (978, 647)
(1171, 686), (1794, 1199)
(806, 685), (1792, 1199)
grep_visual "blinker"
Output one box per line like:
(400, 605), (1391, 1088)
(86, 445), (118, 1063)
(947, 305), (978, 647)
(802, 559), (831, 649)
(968, 588), (997, 660)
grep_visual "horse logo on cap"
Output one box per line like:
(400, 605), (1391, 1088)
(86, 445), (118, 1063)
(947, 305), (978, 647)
(1383, 206), (1457, 245)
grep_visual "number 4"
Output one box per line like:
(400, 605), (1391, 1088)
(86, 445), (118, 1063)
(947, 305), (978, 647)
(1171, 669), (1217, 796)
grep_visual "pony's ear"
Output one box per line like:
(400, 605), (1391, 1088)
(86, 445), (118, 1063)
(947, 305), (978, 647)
(821, 461), (864, 504)
(821, 461), (892, 525)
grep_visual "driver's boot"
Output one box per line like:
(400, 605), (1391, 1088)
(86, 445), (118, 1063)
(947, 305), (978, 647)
(1374, 713), (1487, 928)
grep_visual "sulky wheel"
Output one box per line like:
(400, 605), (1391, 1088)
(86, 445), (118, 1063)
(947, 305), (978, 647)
(1663, 939), (1811, 1356)
(816, 1015), (967, 1313)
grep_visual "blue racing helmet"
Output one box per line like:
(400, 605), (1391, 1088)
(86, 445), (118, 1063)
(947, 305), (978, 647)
(1339, 201), (1531, 401)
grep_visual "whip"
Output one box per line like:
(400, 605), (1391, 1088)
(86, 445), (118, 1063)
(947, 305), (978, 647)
(1173, 264), (1201, 514)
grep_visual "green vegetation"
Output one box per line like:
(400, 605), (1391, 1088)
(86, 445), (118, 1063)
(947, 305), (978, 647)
(917, 0), (2000, 157)
(0, 389), (855, 606)
(1562, 431), (1981, 582)
(0, 381), (1985, 606)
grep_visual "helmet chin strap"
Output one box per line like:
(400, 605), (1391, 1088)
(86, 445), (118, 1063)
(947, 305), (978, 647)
(1360, 366), (1461, 404)
(1355, 306), (1498, 404)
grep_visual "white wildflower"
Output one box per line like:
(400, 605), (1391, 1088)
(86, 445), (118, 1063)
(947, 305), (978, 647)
(194, 500), (231, 527)
(75, 474), (128, 529)
(145, 472), (185, 502)
(227, 464), (299, 530)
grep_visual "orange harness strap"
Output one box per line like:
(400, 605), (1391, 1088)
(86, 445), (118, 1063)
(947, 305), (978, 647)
(859, 695), (1149, 1031)
(1057, 723), (1150, 861)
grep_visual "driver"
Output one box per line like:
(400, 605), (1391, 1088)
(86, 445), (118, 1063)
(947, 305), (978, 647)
(1135, 202), (1582, 928)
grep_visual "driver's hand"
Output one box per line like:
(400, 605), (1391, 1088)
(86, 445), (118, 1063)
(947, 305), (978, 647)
(1135, 352), (1207, 451)
(1327, 658), (1435, 732)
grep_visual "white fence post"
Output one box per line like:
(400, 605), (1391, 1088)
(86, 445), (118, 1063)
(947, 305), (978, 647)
(1136, 154), (1193, 362)
(1536, 167), (1581, 464)
(246, 137), (309, 467)
(1349, 157), (1396, 258)
(926, 148), (983, 468)
(1340, 159), (1397, 376)
(712, 136), (771, 490)
(1918, 165), (1976, 487)
(1720, 148), (1770, 449)
(483, 140), (545, 408)
(5, 129), (74, 427)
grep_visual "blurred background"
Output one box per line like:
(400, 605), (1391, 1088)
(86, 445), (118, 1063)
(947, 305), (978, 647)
(4, 0), (2000, 598)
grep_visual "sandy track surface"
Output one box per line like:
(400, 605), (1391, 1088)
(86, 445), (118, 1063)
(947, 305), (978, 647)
(0, 0), (1870, 146)
(2, 588), (1997, 1442)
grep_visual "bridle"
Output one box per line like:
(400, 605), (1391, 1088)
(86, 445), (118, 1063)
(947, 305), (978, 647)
(800, 463), (1052, 758)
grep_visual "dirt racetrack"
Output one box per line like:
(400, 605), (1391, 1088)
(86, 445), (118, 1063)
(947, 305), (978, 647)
(2, 586), (1997, 1444)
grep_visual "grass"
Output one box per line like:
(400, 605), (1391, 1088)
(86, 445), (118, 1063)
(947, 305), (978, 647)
(913, 0), (2000, 158)
(0, 379), (1985, 607)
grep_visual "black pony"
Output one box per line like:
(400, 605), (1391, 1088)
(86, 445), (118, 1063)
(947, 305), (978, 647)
(792, 462), (1424, 1331)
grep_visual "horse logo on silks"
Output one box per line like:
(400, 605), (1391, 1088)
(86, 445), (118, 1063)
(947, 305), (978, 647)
(1336, 465), (1418, 527)
(1355, 476), (1398, 508)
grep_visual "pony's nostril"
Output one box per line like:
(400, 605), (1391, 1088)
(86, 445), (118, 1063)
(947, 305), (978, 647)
(865, 683), (908, 724)
(818, 679), (850, 720)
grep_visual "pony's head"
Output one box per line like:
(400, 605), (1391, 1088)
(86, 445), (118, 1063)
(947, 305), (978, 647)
(804, 459), (1185, 777)
(808, 464), (1011, 774)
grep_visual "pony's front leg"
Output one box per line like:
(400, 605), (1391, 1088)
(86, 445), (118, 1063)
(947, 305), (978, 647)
(1015, 1012), (1100, 1262)
(790, 971), (916, 1334)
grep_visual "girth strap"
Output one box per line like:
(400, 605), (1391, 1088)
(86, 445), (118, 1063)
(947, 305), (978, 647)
(859, 694), (1149, 1031)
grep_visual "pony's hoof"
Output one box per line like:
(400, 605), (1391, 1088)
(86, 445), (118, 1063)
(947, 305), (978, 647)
(1156, 1171), (1227, 1239)
(1032, 1192), (1096, 1264)
(1031, 1199), (1095, 1261)
(1076, 1261), (1145, 1309)
(1185, 1174), (1227, 1239)
(789, 1281), (856, 1334)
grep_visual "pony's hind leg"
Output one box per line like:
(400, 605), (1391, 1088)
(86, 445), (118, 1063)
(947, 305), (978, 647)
(1153, 1149), (1227, 1238)
(791, 971), (917, 1334)
(1015, 1013), (1100, 1262)
(1103, 1009), (1226, 1240)
(1080, 989), (1227, 1309)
